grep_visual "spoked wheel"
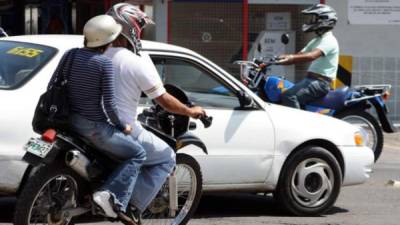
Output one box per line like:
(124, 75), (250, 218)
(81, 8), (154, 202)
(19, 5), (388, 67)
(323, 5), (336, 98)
(141, 154), (202, 225)
(337, 111), (383, 162)
(276, 146), (342, 216)
(14, 164), (85, 225)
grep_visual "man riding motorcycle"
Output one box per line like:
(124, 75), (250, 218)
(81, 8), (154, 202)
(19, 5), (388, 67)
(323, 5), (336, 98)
(277, 4), (339, 109)
(104, 3), (206, 223)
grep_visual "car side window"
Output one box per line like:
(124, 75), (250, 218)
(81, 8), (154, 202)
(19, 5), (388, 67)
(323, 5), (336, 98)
(148, 56), (239, 109)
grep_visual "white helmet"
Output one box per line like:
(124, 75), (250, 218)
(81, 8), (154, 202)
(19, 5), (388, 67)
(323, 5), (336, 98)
(107, 3), (154, 54)
(83, 15), (122, 48)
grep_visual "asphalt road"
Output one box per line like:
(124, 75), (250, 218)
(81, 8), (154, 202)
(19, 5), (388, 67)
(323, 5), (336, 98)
(1, 134), (399, 225)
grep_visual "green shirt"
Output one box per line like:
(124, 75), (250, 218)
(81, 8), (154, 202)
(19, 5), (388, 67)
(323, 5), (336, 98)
(301, 31), (339, 79)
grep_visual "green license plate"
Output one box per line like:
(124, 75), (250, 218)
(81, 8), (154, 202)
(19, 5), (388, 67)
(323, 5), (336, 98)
(24, 138), (53, 158)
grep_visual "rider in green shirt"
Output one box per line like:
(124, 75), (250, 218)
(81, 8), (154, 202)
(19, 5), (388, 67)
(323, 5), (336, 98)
(278, 4), (339, 109)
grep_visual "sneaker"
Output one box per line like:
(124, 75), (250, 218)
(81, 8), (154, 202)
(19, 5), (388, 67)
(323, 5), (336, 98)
(118, 211), (140, 225)
(128, 206), (141, 225)
(93, 191), (118, 218)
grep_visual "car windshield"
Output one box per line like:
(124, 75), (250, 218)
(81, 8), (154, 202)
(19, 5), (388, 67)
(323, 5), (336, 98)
(0, 41), (57, 89)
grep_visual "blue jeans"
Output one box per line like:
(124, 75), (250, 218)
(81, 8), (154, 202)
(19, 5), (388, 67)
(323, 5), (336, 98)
(69, 114), (146, 212)
(281, 78), (330, 109)
(129, 128), (176, 212)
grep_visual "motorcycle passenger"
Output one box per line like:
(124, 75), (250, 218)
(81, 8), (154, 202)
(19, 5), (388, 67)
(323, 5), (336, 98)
(277, 4), (339, 109)
(105, 3), (206, 221)
(49, 15), (146, 222)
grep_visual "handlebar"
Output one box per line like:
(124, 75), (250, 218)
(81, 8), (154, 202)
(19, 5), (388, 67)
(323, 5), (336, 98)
(199, 115), (213, 128)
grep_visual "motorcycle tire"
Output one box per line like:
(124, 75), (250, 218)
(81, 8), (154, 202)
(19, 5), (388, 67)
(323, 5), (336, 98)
(336, 110), (383, 162)
(141, 153), (202, 225)
(275, 146), (342, 216)
(14, 162), (87, 225)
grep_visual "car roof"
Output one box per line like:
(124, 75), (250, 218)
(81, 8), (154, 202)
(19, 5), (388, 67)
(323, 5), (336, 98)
(0, 35), (197, 55)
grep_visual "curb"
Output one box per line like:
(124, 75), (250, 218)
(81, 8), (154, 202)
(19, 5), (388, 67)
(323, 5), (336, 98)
(386, 180), (400, 188)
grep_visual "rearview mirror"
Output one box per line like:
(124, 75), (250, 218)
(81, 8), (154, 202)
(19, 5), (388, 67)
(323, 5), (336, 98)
(281, 33), (289, 45)
(238, 90), (254, 109)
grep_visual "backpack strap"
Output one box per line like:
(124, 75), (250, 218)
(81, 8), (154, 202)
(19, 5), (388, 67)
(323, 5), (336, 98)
(59, 48), (78, 87)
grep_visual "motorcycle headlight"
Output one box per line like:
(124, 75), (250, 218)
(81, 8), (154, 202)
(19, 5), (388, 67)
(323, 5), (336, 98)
(354, 130), (368, 146)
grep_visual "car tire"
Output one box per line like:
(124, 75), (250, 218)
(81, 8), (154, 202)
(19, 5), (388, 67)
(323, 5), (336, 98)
(275, 146), (342, 216)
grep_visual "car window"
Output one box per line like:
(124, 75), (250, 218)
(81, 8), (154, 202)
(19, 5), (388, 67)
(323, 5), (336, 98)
(0, 41), (57, 89)
(146, 56), (239, 109)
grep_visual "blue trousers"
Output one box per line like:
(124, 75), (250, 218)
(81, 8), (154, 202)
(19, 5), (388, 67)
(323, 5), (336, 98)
(281, 78), (330, 109)
(69, 114), (146, 212)
(129, 128), (176, 212)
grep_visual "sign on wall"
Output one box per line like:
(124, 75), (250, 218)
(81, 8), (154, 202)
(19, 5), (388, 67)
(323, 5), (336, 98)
(349, 0), (400, 24)
(266, 12), (291, 30)
(248, 31), (296, 81)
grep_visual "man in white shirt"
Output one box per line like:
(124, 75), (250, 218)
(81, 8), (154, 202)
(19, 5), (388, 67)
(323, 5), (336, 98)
(105, 3), (206, 221)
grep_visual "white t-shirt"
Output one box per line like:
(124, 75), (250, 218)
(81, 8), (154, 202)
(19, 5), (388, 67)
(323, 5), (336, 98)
(105, 47), (166, 136)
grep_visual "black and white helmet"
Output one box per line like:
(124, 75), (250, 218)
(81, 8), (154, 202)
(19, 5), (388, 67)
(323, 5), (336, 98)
(302, 4), (337, 33)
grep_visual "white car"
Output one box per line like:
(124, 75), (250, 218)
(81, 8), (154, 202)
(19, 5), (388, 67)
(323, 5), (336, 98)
(0, 35), (373, 216)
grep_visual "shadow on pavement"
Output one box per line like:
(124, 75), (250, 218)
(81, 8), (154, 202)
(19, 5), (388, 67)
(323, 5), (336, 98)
(194, 193), (348, 218)
(0, 194), (349, 222)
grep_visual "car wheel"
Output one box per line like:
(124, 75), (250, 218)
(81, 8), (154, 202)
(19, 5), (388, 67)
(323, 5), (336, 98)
(276, 146), (342, 216)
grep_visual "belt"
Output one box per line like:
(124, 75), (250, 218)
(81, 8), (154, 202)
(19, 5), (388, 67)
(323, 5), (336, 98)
(307, 72), (332, 83)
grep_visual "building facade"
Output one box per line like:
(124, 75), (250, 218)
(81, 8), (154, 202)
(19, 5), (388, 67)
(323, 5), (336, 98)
(1, 0), (399, 121)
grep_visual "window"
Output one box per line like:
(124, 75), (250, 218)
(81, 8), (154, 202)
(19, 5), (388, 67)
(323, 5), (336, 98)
(0, 41), (57, 89)
(149, 56), (239, 109)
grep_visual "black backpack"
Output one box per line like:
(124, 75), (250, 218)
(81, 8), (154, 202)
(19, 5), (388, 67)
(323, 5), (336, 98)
(32, 48), (77, 133)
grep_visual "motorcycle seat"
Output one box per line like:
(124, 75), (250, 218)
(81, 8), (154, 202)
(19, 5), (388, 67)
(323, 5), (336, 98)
(308, 86), (351, 110)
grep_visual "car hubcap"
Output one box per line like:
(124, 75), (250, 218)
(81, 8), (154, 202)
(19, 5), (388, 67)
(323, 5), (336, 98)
(291, 158), (334, 208)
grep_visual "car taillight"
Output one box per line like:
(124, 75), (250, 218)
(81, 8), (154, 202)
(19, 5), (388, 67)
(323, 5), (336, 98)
(42, 129), (57, 143)
(382, 91), (390, 101)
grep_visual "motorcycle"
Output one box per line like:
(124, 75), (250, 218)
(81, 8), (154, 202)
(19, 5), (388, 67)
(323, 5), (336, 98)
(235, 39), (396, 162)
(15, 84), (213, 225)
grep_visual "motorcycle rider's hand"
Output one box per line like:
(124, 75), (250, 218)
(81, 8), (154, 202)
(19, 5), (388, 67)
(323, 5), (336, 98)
(123, 124), (132, 135)
(188, 106), (206, 119)
(276, 54), (294, 65)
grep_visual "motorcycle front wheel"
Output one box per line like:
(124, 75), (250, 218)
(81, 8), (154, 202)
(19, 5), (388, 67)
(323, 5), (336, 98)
(14, 163), (87, 225)
(336, 110), (383, 162)
(141, 154), (203, 225)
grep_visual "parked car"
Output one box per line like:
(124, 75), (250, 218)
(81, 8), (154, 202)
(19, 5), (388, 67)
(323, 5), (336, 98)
(0, 35), (374, 216)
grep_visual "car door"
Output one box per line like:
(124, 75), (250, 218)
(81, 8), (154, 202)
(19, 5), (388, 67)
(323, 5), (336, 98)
(141, 51), (276, 185)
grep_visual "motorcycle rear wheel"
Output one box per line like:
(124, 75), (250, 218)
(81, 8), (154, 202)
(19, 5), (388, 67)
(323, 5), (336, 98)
(336, 110), (383, 162)
(141, 154), (202, 225)
(14, 163), (86, 225)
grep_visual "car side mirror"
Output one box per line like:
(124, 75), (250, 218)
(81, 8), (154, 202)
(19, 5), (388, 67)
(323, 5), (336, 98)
(237, 90), (254, 109)
(281, 33), (289, 45)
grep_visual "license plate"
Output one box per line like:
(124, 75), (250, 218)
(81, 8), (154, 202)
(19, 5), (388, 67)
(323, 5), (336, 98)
(24, 138), (53, 158)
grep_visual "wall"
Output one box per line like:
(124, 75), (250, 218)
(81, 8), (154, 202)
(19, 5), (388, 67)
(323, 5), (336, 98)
(327, 0), (400, 121)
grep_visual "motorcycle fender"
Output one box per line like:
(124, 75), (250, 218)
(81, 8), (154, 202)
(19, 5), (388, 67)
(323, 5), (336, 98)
(369, 97), (397, 133)
(176, 133), (208, 154)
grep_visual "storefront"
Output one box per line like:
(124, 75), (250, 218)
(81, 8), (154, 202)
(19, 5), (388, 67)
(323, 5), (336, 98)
(157, 0), (323, 79)
(1, 0), (322, 79)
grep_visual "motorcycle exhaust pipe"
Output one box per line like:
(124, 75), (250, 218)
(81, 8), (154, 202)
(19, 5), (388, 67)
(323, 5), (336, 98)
(65, 150), (90, 180)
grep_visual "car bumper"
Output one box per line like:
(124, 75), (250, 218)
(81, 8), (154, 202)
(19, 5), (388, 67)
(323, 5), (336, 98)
(340, 146), (374, 186)
(0, 155), (28, 195)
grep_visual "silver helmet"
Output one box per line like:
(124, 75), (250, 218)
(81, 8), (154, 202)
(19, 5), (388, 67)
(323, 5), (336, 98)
(302, 4), (337, 33)
(107, 3), (154, 54)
